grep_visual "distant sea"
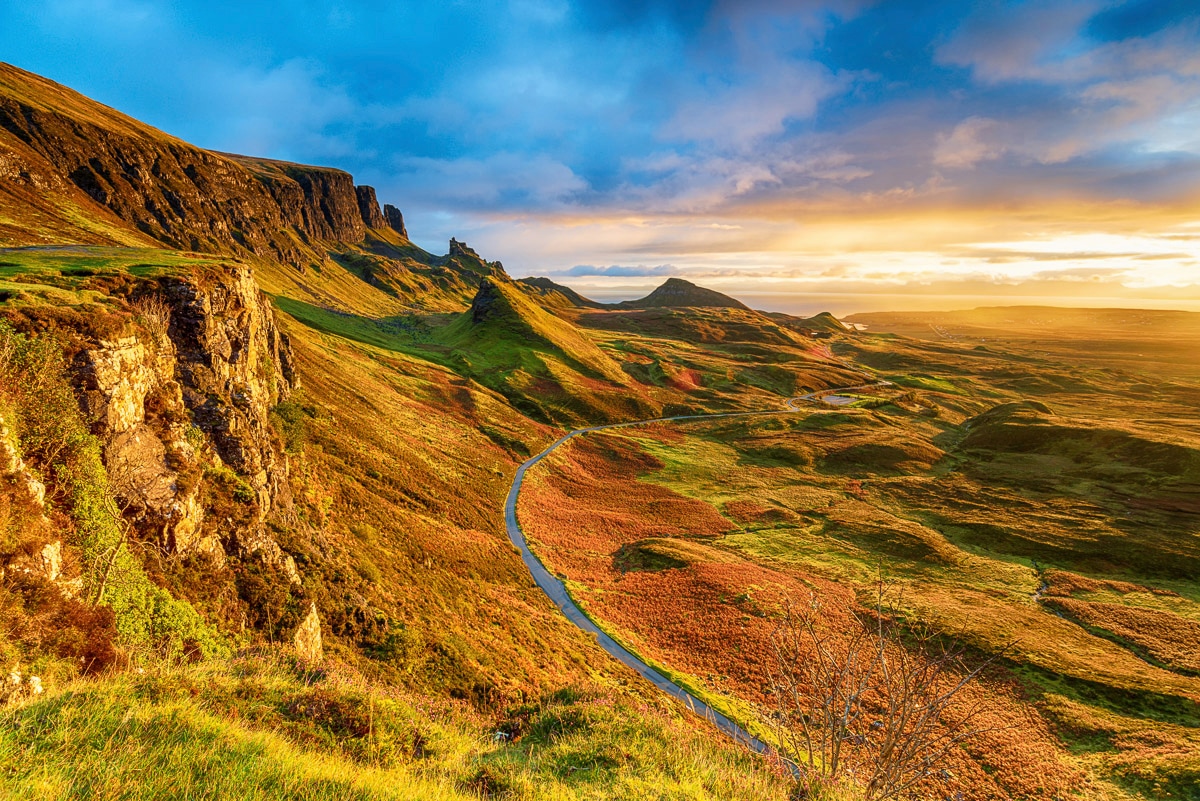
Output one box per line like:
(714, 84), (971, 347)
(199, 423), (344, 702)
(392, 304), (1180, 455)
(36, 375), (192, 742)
(577, 290), (1200, 318)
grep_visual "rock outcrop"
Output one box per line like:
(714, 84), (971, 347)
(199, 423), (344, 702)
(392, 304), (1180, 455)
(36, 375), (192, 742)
(383, 204), (407, 238)
(74, 265), (299, 574)
(355, 185), (385, 229)
(0, 63), (380, 265)
(160, 265), (296, 494)
(76, 332), (212, 555)
(293, 601), (323, 662)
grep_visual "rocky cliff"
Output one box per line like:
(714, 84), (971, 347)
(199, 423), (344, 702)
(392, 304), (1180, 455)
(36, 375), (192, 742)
(355, 185), (385, 229)
(0, 63), (405, 270)
(383, 204), (407, 238)
(73, 265), (299, 577)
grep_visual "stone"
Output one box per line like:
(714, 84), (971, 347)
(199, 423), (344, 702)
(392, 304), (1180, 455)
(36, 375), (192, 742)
(293, 602), (323, 662)
(71, 266), (298, 572)
(77, 337), (157, 435)
(383, 204), (407, 238)
(38, 541), (61, 582)
(449, 237), (479, 258)
(355, 185), (385, 228)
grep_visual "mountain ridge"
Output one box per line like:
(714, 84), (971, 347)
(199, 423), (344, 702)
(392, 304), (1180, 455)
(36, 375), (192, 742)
(0, 62), (406, 267)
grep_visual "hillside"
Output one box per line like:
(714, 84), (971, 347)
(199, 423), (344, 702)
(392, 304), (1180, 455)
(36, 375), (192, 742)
(616, 277), (749, 310)
(0, 63), (836, 801)
(0, 63), (393, 263)
(432, 277), (648, 424)
(516, 276), (606, 309)
(4, 60), (1198, 801)
(0, 61), (500, 319)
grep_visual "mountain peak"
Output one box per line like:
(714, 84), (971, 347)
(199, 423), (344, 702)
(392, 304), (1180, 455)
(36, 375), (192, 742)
(618, 277), (749, 310)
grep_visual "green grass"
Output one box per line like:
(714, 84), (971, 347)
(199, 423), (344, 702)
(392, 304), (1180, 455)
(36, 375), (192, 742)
(885, 373), (961, 394)
(0, 245), (230, 278)
(0, 654), (790, 801)
(271, 296), (430, 352)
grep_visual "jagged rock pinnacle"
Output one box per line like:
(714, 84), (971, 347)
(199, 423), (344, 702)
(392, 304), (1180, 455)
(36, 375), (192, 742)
(383, 204), (407, 238)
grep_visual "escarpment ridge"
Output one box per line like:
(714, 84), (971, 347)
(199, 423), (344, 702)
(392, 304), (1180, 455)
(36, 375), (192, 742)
(0, 62), (406, 268)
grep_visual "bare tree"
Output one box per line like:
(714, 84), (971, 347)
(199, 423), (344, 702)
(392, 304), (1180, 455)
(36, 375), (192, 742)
(767, 583), (1007, 800)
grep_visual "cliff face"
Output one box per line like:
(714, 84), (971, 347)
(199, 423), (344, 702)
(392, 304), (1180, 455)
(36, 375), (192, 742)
(383, 204), (407, 238)
(74, 265), (298, 576)
(355, 185), (385, 229)
(0, 63), (402, 268)
(226, 155), (367, 245)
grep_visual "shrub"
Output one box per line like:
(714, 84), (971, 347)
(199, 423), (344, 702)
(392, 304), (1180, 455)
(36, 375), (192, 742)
(270, 397), (314, 454)
(233, 559), (308, 642)
(768, 584), (1003, 801)
(0, 321), (225, 662)
(365, 623), (424, 672)
(130, 294), (171, 341)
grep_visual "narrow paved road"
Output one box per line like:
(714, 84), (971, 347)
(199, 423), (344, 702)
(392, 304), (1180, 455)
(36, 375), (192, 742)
(503, 382), (892, 757)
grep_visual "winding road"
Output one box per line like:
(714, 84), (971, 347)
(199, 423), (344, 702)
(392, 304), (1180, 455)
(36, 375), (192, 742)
(502, 382), (892, 756)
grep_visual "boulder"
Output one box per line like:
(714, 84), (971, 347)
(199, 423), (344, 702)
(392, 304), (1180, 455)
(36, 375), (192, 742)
(293, 602), (323, 662)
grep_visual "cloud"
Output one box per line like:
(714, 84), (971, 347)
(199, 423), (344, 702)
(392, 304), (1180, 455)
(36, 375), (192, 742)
(933, 5), (1200, 166)
(662, 60), (839, 148)
(563, 264), (680, 277)
(4, 0), (1200, 311)
(200, 59), (359, 159)
(386, 152), (587, 210)
(933, 117), (1005, 169)
(936, 1), (1103, 83)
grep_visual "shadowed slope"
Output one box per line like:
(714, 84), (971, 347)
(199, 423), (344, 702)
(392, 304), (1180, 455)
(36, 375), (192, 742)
(517, 276), (605, 310)
(0, 63), (375, 266)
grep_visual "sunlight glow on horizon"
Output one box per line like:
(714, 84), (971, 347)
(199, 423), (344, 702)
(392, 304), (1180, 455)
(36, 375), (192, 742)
(2, 0), (1198, 313)
(456, 211), (1200, 314)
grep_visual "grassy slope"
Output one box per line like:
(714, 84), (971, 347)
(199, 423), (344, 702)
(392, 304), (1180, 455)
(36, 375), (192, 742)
(0, 248), (808, 798)
(0, 654), (787, 801)
(437, 278), (630, 384)
(13, 249), (1198, 797)
(0, 64), (827, 799)
(515, 323), (1200, 800)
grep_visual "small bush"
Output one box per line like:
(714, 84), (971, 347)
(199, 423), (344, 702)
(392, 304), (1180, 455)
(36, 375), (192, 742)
(205, 464), (257, 506)
(130, 294), (171, 341)
(270, 397), (315, 454)
(233, 559), (308, 641)
(365, 623), (424, 671)
(0, 321), (225, 662)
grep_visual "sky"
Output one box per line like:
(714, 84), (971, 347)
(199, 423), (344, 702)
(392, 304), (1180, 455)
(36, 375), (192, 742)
(2, 0), (1199, 314)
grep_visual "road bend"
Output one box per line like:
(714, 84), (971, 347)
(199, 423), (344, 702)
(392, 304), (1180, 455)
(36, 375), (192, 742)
(502, 382), (891, 760)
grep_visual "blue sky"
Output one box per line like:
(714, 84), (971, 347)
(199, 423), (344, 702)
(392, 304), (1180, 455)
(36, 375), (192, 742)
(2, 0), (1198, 311)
